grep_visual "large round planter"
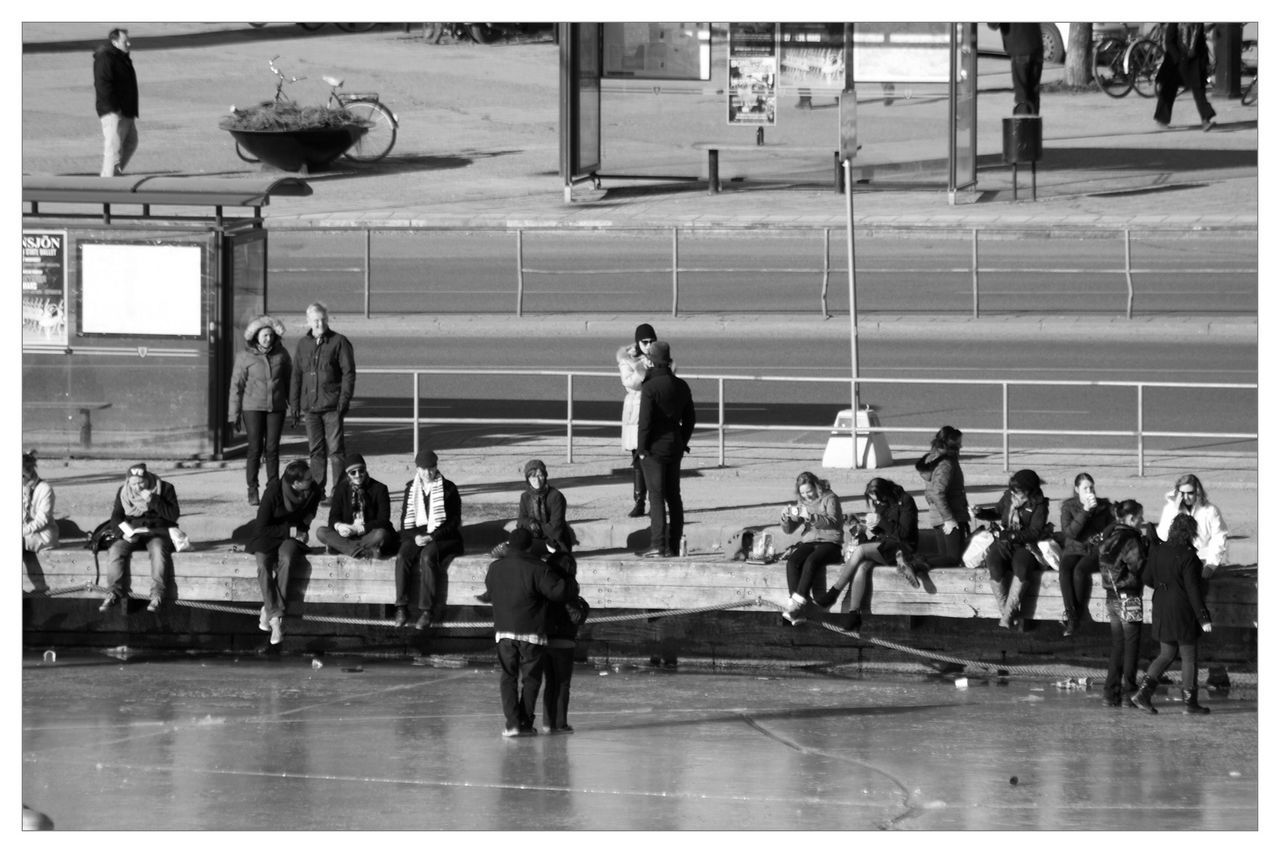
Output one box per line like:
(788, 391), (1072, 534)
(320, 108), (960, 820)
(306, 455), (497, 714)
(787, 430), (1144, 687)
(228, 126), (369, 172)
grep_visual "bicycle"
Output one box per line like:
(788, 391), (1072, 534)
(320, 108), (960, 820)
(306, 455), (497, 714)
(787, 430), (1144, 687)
(1093, 24), (1163, 99)
(233, 57), (398, 164)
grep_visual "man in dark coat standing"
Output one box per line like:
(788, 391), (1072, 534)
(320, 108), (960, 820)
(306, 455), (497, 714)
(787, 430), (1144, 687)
(1154, 23), (1216, 130)
(991, 23), (1044, 116)
(485, 528), (578, 737)
(315, 453), (396, 559)
(289, 302), (356, 501)
(93, 27), (139, 176)
(636, 340), (696, 557)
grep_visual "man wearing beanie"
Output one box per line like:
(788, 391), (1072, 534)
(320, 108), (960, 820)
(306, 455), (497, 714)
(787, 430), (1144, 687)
(617, 323), (658, 518)
(315, 453), (396, 560)
(636, 340), (696, 557)
(516, 459), (573, 557)
(484, 528), (578, 737)
(394, 449), (464, 629)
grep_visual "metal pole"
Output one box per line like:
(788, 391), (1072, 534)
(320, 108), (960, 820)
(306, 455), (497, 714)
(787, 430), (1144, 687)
(516, 229), (525, 317)
(412, 371), (421, 460)
(845, 158), (860, 467)
(718, 377), (726, 467)
(363, 228), (372, 318)
(1124, 228), (1135, 319)
(566, 373), (574, 464)
(1137, 384), (1145, 477)
(972, 229), (980, 318)
(820, 227), (831, 317)
(1002, 381), (1010, 472)
(671, 227), (679, 317)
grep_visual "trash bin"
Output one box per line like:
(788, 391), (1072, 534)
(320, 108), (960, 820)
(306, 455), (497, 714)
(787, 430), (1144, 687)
(1001, 116), (1042, 164)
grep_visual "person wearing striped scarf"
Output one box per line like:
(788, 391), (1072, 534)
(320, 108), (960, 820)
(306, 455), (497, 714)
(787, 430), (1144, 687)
(393, 449), (464, 630)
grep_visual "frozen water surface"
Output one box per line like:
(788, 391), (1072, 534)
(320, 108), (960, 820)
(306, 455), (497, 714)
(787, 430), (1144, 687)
(22, 652), (1257, 831)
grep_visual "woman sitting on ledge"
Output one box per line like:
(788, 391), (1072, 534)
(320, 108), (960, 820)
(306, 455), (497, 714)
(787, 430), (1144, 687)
(779, 472), (844, 625)
(985, 469), (1049, 629)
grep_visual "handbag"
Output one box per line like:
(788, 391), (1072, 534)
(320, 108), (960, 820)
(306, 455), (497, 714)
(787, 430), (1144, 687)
(962, 529), (995, 569)
(1119, 593), (1144, 624)
(1034, 538), (1063, 571)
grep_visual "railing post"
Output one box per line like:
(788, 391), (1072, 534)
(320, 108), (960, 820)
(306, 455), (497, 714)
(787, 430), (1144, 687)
(972, 228), (980, 318)
(671, 226), (679, 317)
(1002, 381), (1010, 472)
(820, 227), (831, 317)
(412, 371), (421, 461)
(516, 229), (525, 317)
(1137, 383), (1144, 477)
(1124, 228), (1135, 319)
(718, 376), (726, 467)
(566, 373), (574, 464)
(363, 227), (372, 319)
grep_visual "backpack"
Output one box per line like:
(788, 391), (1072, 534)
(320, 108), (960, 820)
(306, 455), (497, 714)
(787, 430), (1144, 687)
(86, 520), (120, 585)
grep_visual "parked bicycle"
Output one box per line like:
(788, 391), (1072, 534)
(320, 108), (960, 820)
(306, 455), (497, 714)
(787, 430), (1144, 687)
(233, 57), (398, 164)
(1093, 24), (1163, 99)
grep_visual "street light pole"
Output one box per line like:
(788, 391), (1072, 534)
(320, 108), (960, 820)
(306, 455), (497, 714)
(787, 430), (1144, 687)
(845, 156), (860, 467)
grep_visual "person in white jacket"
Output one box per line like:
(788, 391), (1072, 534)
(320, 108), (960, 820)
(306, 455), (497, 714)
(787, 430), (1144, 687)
(22, 451), (58, 553)
(617, 323), (657, 518)
(1156, 473), (1228, 576)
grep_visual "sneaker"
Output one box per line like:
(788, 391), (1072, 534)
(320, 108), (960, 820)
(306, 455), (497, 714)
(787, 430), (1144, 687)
(519, 726), (538, 737)
(502, 726), (521, 738)
(1202, 119), (1216, 131)
(555, 725), (575, 734)
(147, 597), (161, 613)
(414, 613), (431, 631)
(640, 547), (670, 558)
(393, 607), (408, 628)
(259, 607), (271, 632)
(269, 616), (283, 645)
(540, 725), (554, 735)
(98, 593), (119, 613)
(781, 610), (807, 626)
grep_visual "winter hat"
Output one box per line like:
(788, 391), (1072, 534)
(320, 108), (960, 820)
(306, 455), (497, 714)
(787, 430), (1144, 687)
(22, 450), (37, 472)
(243, 315), (286, 342)
(635, 323), (657, 345)
(1008, 469), (1041, 493)
(415, 449), (439, 469)
(523, 459), (547, 480)
(127, 462), (148, 477)
(345, 453), (367, 471)
(507, 528), (533, 553)
(648, 340), (672, 366)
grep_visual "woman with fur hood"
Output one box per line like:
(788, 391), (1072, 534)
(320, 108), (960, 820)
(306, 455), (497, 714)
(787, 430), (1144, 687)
(985, 468), (1049, 629)
(617, 323), (657, 518)
(229, 315), (291, 506)
(915, 425), (969, 568)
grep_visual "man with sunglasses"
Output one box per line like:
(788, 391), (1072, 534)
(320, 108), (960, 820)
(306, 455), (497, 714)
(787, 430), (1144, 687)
(315, 453), (395, 560)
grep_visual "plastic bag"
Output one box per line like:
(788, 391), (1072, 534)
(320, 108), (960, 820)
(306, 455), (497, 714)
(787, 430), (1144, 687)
(168, 526), (193, 552)
(1035, 538), (1063, 571)
(962, 529), (995, 569)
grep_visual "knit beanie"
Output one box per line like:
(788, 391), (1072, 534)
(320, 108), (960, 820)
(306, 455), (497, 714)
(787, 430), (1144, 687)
(634, 323), (657, 345)
(523, 459), (547, 480)
(415, 449), (438, 469)
(507, 528), (533, 553)
(345, 453), (366, 471)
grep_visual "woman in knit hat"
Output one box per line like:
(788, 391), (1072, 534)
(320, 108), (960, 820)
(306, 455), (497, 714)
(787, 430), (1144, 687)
(984, 468), (1049, 629)
(516, 459), (573, 557)
(617, 323), (657, 518)
(229, 315), (291, 507)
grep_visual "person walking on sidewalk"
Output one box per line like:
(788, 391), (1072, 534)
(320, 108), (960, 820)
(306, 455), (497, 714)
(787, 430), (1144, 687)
(228, 315), (291, 506)
(93, 27), (139, 176)
(1131, 514), (1214, 715)
(248, 459), (321, 646)
(1058, 472), (1112, 637)
(1155, 473), (1229, 577)
(984, 469), (1049, 629)
(289, 302), (356, 503)
(315, 453), (396, 559)
(778, 472), (845, 625)
(916, 425), (970, 568)
(393, 449), (464, 630)
(1097, 500), (1151, 707)
(1154, 23), (1216, 131)
(484, 528), (578, 737)
(617, 323), (658, 518)
(101, 462), (180, 614)
(636, 341), (696, 558)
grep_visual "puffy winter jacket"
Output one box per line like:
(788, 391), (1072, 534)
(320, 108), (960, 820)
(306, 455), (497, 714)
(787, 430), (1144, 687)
(915, 449), (968, 528)
(1097, 522), (1147, 595)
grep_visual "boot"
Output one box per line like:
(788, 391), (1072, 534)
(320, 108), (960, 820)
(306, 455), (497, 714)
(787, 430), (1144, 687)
(1182, 688), (1210, 715)
(988, 578), (1008, 626)
(841, 609), (862, 632)
(1130, 675), (1159, 714)
(627, 469), (646, 518)
(1061, 608), (1077, 637)
(812, 586), (841, 609)
(1000, 577), (1024, 630)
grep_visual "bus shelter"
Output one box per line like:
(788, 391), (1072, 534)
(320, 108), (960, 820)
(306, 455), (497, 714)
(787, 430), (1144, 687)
(21, 176), (311, 459)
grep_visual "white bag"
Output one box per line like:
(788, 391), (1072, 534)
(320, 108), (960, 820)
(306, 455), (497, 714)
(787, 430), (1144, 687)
(168, 526), (193, 552)
(1035, 539), (1063, 571)
(962, 529), (995, 569)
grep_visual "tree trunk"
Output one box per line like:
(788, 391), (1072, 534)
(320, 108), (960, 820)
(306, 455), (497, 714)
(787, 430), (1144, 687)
(1064, 23), (1093, 87)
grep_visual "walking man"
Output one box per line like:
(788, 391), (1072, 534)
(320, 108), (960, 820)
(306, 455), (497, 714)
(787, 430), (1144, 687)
(93, 27), (139, 177)
(289, 302), (356, 502)
(485, 528), (578, 737)
(636, 340), (696, 557)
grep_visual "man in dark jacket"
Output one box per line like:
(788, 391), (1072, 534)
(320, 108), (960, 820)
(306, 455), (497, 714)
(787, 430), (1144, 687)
(484, 528), (578, 737)
(289, 302), (356, 501)
(101, 462), (180, 614)
(636, 340), (696, 557)
(394, 449), (464, 630)
(93, 27), (139, 176)
(315, 453), (395, 559)
(990, 23), (1044, 116)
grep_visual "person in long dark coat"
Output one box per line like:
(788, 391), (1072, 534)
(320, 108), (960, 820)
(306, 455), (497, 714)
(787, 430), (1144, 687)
(1153, 23), (1216, 130)
(1130, 513), (1214, 715)
(249, 459), (321, 646)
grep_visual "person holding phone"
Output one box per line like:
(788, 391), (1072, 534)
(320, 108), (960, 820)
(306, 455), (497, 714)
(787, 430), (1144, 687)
(778, 472), (844, 625)
(915, 426), (969, 568)
(1058, 472), (1112, 637)
(1155, 473), (1229, 578)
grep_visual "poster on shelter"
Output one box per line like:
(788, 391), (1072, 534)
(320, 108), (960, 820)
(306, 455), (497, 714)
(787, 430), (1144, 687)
(602, 23), (710, 80)
(779, 23), (844, 91)
(728, 22), (777, 125)
(22, 229), (68, 347)
(851, 22), (950, 82)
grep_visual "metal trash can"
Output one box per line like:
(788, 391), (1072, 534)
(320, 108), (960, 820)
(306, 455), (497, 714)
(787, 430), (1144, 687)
(1001, 116), (1042, 200)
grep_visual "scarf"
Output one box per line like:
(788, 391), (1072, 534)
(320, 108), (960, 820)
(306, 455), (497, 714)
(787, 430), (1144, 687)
(22, 478), (37, 523)
(405, 471), (446, 533)
(281, 478), (312, 514)
(530, 485), (548, 524)
(120, 473), (156, 517)
(350, 483), (367, 525)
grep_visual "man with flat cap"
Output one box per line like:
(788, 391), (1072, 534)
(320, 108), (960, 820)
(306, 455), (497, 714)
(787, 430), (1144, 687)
(636, 340), (696, 557)
(315, 453), (396, 559)
(485, 528), (578, 737)
(393, 449), (463, 629)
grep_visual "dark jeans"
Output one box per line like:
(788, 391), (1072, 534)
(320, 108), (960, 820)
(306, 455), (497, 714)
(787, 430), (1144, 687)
(542, 643), (575, 729)
(316, 525), (394, 557)
(254, 538), (306, 620)
(1059, 550), (1098, 619)
(640, 454), (683, 553)
(304, 409), (346, 493)
(925, 523), (969, 569)
(1010, 53), (1043, 115)
(394, 536), (463, 617)
(1146, 639), (1200, 691)
(786, 541), (842, 600)
(243, 410), (285, 488)
(497, 638), (546, 731)
(1155, 59), (1216, 124)
(986, 542), (1038, 583)
(105, 533), (172, 599)
(1104, 596), (1142, 702)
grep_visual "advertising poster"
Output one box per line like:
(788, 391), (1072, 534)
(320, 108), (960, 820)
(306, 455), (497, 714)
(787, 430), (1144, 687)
(602, 23), (710, 80)
(728, 22), (777, 125)
(22, 229), (68, 346)
(779, 23), (845, 91)
(852, 22), (950, 82)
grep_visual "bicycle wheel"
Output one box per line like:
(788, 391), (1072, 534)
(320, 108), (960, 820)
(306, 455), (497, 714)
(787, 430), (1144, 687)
(1093, 37), (1132, 98)
(1127, 39), (1164, 99)
(335, 23), (377, 32)
(343, 100), (397, 162)
(234, 141), (260, 164)
(297, 23), (325, 31)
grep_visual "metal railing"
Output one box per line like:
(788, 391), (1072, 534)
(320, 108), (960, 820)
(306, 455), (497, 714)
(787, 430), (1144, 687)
(265, 223), (1257, 319)
(347, 367), (1257, 476)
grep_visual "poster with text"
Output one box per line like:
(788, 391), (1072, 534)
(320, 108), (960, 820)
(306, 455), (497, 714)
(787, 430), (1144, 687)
(728, 23), (777, 125)
(22, 230), (68, 346)
(779, 23), (844, 91)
